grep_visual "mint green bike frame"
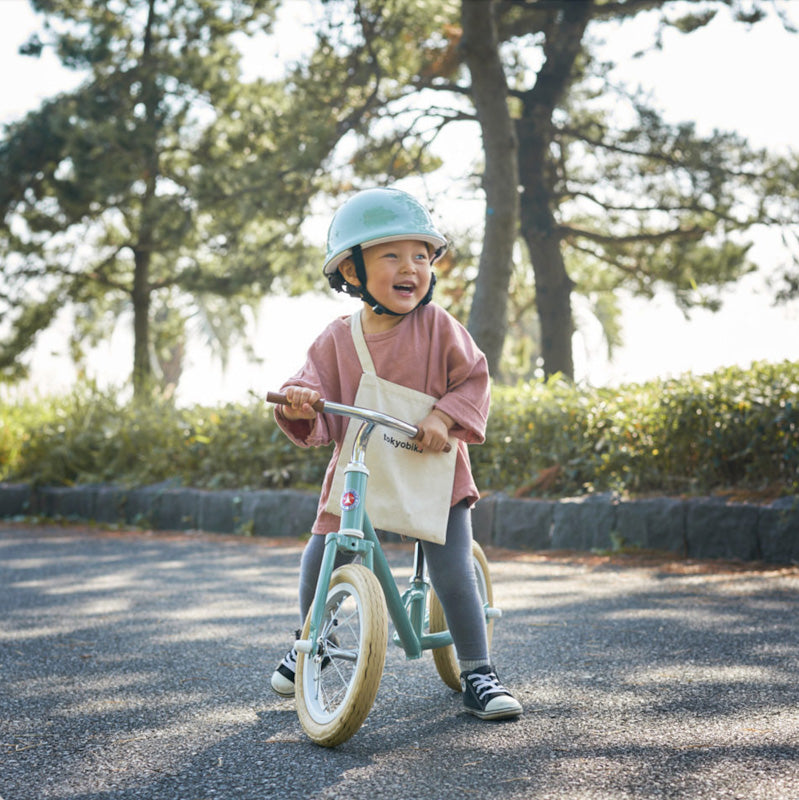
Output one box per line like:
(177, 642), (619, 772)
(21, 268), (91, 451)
(296, 401), (460, 663)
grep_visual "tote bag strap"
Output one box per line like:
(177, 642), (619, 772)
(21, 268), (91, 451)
(350, 311), (377, 375)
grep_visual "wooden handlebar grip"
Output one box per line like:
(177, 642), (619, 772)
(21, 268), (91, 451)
(412, 430), (453, 454)
(266, 391), (326, 413)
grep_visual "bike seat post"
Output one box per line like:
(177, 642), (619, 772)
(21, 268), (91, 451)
(412, 540), (426, 583)
(404, 539), (428, 638)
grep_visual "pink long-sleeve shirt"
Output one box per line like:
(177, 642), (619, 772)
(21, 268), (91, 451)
(275, 303), (490, 535)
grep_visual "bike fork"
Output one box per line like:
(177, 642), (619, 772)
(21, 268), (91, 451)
(297, 529), (375, 659)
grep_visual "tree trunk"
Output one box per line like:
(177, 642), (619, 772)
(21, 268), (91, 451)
(461, 0), (519, 377)
(131, 0), (159, 400)
(132, 249), (151, 397)
(515, 1), (592, 380)
(524, 221), (575, 379)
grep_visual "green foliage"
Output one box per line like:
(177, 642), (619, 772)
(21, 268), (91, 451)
(475, 360), (799, 498)
(0, 0), (343, 397)
(6, 0), (796, 397)
(0, 384), (331, 491)
(2, 361), (797, 500)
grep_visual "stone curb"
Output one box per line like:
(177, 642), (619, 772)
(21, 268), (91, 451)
(0, 482), (320, 540)
(1, 483), (797, 565)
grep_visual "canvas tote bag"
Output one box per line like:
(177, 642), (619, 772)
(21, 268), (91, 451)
(324, 312), (457, 544)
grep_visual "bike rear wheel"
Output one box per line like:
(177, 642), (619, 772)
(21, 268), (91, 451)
(429, 541), (494, 691)
(296, 564), (387, 747)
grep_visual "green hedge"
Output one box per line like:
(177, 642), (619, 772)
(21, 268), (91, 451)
(1, 360), (797, 499)
(476, 361), (798, 498)
(0, 388), (332, 492)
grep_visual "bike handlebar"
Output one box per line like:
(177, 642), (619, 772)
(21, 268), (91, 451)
(266, 391), (452, 453)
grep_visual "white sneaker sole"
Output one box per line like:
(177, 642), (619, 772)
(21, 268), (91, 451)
(465, 697), (523, 720)
(270, 671), (296, 697)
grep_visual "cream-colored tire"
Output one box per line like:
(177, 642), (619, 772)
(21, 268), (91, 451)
(296, 564), (387, 747)
(429, 541), (494, 691)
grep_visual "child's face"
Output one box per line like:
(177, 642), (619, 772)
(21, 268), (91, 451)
(341, 239), (433, 319)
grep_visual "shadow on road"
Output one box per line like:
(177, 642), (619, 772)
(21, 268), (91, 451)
(2, 524), (797, 799)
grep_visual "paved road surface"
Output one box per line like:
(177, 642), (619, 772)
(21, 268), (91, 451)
(1, 523), (798, 800)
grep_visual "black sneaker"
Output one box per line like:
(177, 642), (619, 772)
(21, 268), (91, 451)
(270, 630), (301, 697)
(460, 665), (523, 720)
(270, 630), (335, 697)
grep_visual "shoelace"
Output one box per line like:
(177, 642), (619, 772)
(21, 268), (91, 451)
(281, 648), (297, 671)
(283, 630), (337, 675)
(467, 671), (508, 700)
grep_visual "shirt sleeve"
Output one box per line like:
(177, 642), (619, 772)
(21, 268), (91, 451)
(431, 312), (491, 444)
(273, 319), (351, 448)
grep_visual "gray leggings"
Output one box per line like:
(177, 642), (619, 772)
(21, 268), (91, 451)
(297, 501), (489, 662)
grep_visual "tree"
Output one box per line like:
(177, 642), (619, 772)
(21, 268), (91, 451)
(455, 0), (798, 378)
(318, 0), (798, 380)
(0, 0), (365, 397)
(7, 0), (796, 393)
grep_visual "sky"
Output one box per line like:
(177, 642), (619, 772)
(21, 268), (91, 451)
(1, 0), (798, 405)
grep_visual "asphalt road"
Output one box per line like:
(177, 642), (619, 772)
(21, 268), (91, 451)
(1, 523), (798, 800)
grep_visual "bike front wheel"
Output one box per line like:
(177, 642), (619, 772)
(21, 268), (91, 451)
(429, 540), (494, 691)
(296, 563), (388, 747)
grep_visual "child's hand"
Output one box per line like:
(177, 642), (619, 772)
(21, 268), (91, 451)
(416, 409), (454, 453)
(279, 386), (321, 421)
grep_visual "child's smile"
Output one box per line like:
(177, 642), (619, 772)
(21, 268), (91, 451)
(392, 280), (417, 297)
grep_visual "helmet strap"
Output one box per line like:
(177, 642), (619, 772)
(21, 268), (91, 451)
(351, 244), (436, 317)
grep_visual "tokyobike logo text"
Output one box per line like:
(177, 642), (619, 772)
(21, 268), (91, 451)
(383, 433), (424, 454)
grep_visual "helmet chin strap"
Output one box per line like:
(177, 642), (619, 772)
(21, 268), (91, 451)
(351, 244), (436, 316)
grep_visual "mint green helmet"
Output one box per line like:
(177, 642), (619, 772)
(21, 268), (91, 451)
(323, 187), (447, 275)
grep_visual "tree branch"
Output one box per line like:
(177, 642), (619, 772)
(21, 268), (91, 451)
(566, 239), (653, 280)
(558, 223), (705, 246)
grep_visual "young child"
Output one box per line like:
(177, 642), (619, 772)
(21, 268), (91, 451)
(270, 187), (522, 720)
